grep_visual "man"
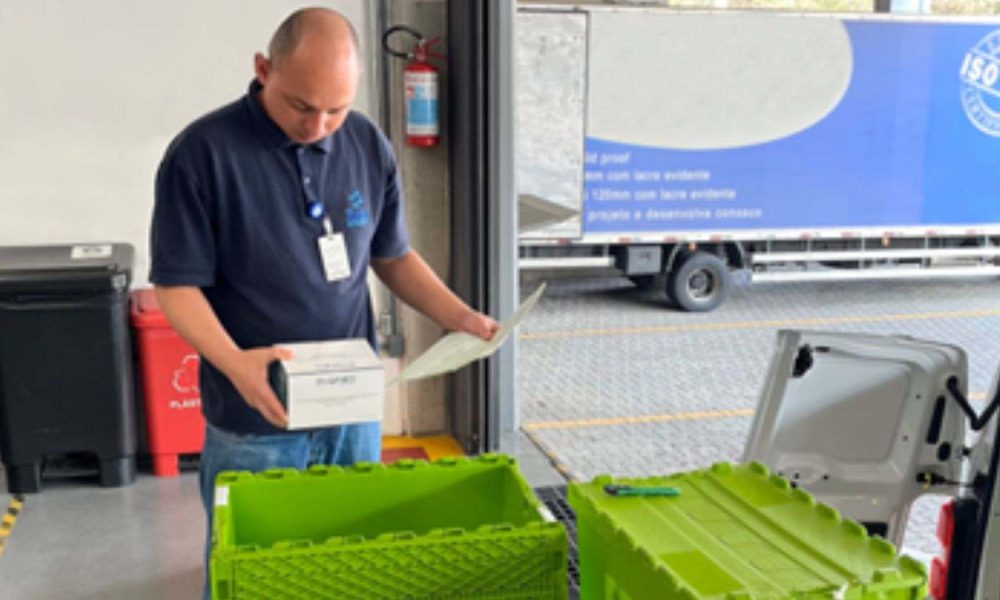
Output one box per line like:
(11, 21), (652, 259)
(149, 6), (498, 586)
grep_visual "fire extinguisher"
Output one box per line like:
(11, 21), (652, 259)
(382, 26), (443, 147)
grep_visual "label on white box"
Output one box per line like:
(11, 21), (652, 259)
(286, 367), (384, 429)
(274, 339), (385, 430)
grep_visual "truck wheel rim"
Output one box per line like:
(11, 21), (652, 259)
(688, 270), (716, 299)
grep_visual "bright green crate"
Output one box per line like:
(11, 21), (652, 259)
(568, 462), (927, 600)
(210, 454), (567, 600)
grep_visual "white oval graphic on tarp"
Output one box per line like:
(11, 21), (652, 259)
(587, 12), (853, 150)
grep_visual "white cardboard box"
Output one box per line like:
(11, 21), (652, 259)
(269, 339), (384, 430)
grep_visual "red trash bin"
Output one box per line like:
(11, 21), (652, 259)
(130, 289), (204, 476)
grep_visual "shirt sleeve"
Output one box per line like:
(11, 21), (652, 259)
(370, 132), (411, 260)
(148, 152), (217, 286)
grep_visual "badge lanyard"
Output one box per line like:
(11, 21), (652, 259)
(306, 199), (334, 236)
(305, 187), (350, 282)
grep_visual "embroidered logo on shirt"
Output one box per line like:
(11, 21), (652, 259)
(345, 190), (369, 228)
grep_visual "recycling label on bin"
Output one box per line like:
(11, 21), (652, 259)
(169, 354), (201, 410)
(70, 244), (112, 260)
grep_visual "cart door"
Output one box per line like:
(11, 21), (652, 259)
(743, 329), (968, 547)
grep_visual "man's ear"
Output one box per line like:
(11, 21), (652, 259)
(253, 52), (271, 86)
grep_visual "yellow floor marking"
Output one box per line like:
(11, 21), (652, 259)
(0, 495), (23, 560)
(525, 391), (990, 432)
(520, 308), (1000, 341)
(382, 435), (465, 460)
(524, 408), (755, 432)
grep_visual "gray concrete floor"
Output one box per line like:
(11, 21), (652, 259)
(0, 470), (205, 599)
(0, 432), (564, 599)
(517, 272), (1000, 561)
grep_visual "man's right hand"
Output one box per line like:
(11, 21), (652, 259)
(221, 346), (293, 429)
(153, 287), (293, 429)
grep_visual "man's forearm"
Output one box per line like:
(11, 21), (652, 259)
(371, 251), (472, 331)
(153, 286), (242, 376)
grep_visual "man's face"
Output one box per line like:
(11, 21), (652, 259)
(254, 45), (359, 145)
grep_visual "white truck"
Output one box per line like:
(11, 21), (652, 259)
(516, 4), (1000, 310)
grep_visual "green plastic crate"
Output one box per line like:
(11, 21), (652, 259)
(210, 454), (567, 599)
(568, 462), (927, 600)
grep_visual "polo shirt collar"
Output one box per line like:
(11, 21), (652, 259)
(245, 80), (333, 154)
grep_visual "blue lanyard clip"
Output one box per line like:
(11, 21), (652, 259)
(306, 200), (325, 221)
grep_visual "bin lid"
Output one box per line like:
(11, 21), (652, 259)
(0, 243), (133, 293)
(130, 288), (172, 329)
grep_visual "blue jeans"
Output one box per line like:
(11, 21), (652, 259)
(199, 421), (381, 599)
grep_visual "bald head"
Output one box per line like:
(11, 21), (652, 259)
(268, 8), (359, 69)
(253, 8), (362, 144)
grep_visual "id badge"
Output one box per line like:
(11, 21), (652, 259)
(318, 232), (351, 282)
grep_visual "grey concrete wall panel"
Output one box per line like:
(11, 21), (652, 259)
(388, 0), (451, 434)
(516, 10), (586, 239)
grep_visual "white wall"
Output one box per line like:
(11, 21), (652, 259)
(0, 1), (372, 285)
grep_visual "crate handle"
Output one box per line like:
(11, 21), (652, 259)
(429, 527), (465, 538)
(378, 531), (417, 542)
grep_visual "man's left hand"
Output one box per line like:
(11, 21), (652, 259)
(459, 310), (500, 341)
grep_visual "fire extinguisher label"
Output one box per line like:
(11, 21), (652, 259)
(405, 71), (439, 136)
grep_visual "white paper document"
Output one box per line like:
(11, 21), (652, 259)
(390, 283), (547, 385)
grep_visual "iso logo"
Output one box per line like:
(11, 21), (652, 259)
(960, 29), (1000, 136)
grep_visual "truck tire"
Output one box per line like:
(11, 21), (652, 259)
(666, 251), (731, 312)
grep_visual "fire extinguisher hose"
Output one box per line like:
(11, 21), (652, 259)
(382, 25), (425, 60)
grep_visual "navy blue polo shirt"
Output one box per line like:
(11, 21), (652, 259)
(150, 81), (409, 435)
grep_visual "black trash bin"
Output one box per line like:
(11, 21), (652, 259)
(0, 243), (136, 493)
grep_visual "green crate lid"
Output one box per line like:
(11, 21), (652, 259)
(569, 461), (927, 599)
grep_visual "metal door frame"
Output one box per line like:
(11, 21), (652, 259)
(447, 0), (518, 453)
